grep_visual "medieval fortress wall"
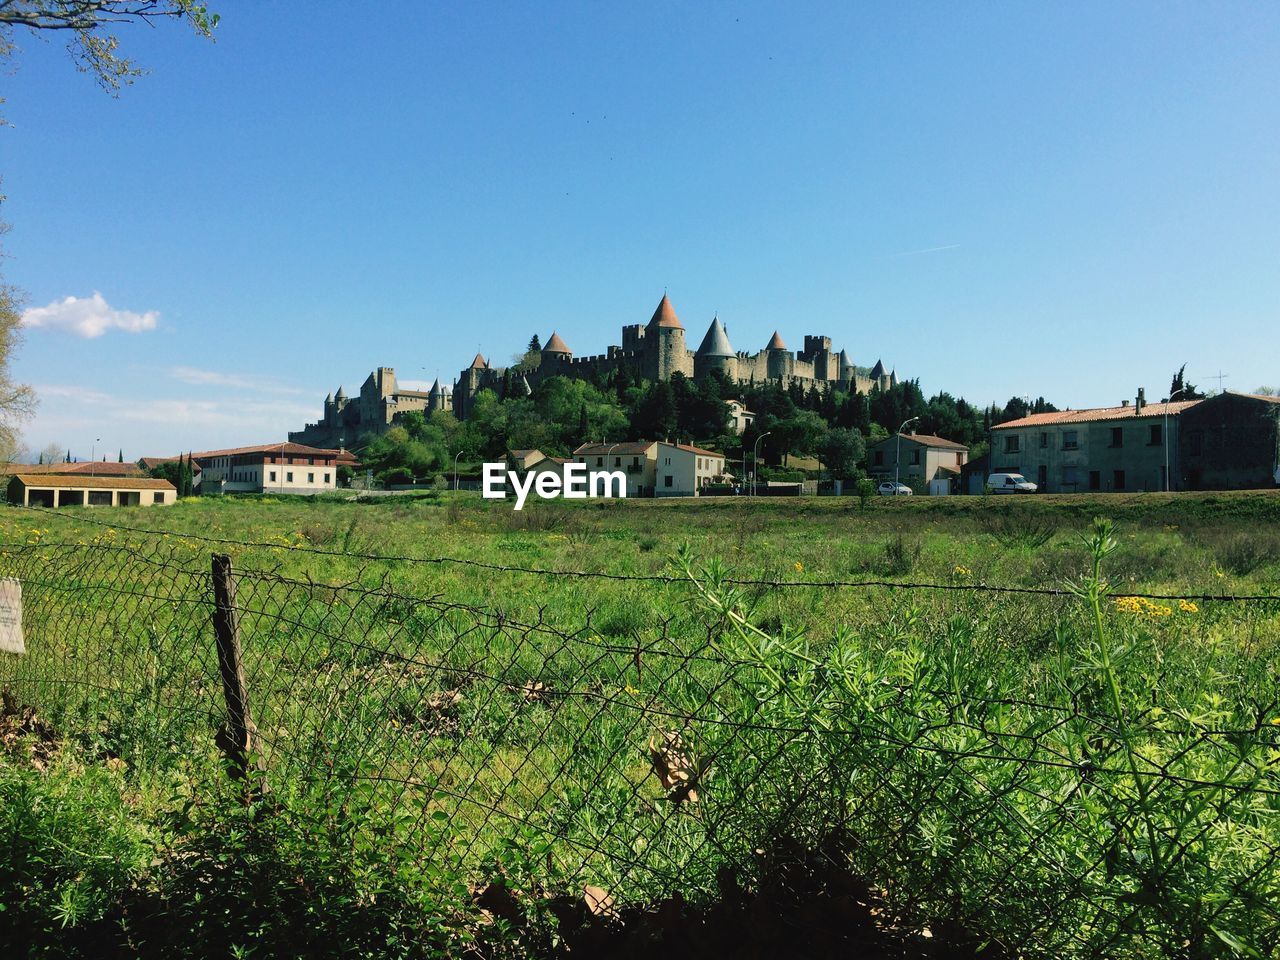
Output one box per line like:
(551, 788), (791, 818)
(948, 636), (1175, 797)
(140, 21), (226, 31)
(290, 295), (897, 448)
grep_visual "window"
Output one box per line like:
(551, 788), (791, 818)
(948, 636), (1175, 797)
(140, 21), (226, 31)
(1089, 471), (1101, 490)
(1149, 424), (1162, 446)
(153, 492), (165, 503)
(910, 450), (920, 465)
(1040, 432), (1048, 448)
(632, 457), (640, 466)
(1037, 465), (1047, 488)
(286, 472), (293, 483)
(664, 475), (673, 487)
(614, 457), (621, 467)
(270, 471), (276, 482)
(1110, 427), (1123, 448)
(873, 450), (884, 466)
(1113, 470), (1126, 490)
(596, 457), (603, 467)
(324, 473), (330, 484)
(308, 457), (315, 465)
(1004, 435), (1020, 453)
(1063, 430), (1078, 450)
(307, 472), (314, 483)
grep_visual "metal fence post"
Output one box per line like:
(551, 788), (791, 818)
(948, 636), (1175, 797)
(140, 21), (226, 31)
(211, 553), (262, 797)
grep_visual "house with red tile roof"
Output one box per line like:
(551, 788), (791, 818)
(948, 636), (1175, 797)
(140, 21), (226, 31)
(991, 388), (1202, 492)
(570, 440), (729, 498)
(190, 442), (341, 495)
(867, 432), (969, 495)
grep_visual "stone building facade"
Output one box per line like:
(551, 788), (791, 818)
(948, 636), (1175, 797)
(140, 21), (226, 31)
(991, 390), (1199, 493)
(292, 294), (900, 439)
(1177, 392), (1280, 490)
(452, 294), (898, 418)
(291, 367), (453, 449)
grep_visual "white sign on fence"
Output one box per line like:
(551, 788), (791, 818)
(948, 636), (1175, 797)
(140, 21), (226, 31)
(0, 579), (24, 655)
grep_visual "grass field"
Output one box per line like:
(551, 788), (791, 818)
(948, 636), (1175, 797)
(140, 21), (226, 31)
(2, 491), (1278, 957)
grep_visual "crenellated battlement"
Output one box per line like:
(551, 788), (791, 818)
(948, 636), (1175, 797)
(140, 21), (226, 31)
(294, 293), (902, 436)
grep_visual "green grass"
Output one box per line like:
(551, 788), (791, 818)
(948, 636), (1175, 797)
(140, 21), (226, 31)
(1, 492), (1278, 957)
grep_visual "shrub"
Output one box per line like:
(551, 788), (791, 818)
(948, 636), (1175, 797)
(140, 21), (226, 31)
(981, 512), (1057, 549)
(856, 477), (875, 509)
(880, 533), (922, 575)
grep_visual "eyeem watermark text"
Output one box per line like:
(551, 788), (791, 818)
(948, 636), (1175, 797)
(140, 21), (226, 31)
(482, 463), (627, 510)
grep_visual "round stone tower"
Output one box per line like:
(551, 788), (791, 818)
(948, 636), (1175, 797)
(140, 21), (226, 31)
(694, 315), (737, 381)
(646, 293), (692, 381)
(765, 331), (790, 380)
(541, 331), (572, 373)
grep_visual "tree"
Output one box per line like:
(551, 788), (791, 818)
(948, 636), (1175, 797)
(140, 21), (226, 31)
(1255, 386), (1277, 397)
(117, 448), (123, 462)
(820, 427), (866, 480)
(1169, 364), (1205, 401)
(527, 334), (541, 353)
(774, 410), (828, 464)
(38, 442), (63, 465)
(632, 381), (678, 442)
(0, 209), (36, 462)
(148, 455), (193, 496)
(0, 2), (218, 95)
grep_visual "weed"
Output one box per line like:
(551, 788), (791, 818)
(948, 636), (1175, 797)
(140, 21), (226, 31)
(880, 533), (922, 575)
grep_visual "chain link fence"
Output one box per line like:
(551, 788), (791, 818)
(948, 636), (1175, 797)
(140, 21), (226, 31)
(1, 527), (1277, 957)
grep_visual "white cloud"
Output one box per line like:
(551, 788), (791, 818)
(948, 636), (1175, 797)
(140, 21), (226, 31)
(168, 366), (305, 395)
(21, 292), (159, 338)
(27, 384), (317, 456)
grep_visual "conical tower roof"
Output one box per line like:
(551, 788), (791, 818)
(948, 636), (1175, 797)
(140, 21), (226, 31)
(838, 348), (851, 366)
(335, 386), (347, 400)
(470, 353), (487, 369)
(766, 331), (786, 350)
(543, 331), (571, 355)
(429, 379), (443, 398)
(696, 316), (735, 357)
(325, 392), (333, 404)
(647, 293), (684, 330)
(870, 359), (885, 379)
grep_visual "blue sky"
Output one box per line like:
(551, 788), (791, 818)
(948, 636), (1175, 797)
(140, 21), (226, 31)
(3, 2), (1278, 457)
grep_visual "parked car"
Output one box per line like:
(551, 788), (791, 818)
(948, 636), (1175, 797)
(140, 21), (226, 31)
(986, 472), (1038, 494)
(877, 481), (913, 496)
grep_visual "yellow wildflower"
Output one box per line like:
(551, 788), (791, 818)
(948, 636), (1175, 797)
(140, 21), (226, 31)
(1178, 600), (1198, 614)
(793, 561), (804, 573)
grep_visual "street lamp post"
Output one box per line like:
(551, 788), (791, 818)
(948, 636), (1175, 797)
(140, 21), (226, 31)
(453, 450), (464, 491)
(895, 417), (920, 491)
(752, 431), (772, 497)
(1164, 388), (1185, 492)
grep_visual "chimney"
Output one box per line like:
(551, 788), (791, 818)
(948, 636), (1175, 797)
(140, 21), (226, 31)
(1121, 400), (1130, 408)
(1136, 387), (1145, 414)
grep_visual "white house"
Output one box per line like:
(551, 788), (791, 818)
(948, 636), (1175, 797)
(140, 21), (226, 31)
(655, 442), (726, 496)
(192, 442), (340, 495)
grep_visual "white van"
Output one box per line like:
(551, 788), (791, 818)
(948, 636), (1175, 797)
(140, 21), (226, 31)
(987, 472), (1037, 494)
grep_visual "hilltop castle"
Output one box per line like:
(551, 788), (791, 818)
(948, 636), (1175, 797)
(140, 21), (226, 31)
(290, 294), (898, 447)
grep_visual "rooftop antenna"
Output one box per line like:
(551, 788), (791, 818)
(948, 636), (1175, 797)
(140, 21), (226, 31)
(1202, 370), (1230, 392)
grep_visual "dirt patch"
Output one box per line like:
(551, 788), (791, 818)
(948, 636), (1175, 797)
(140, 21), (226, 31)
(1, 685), (60, 770)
